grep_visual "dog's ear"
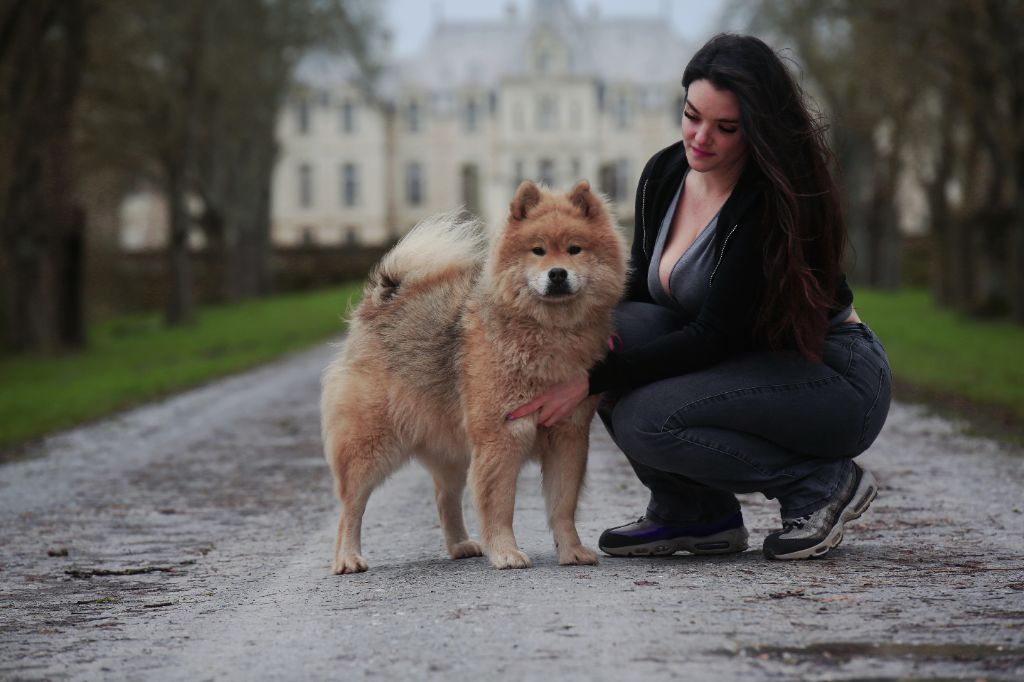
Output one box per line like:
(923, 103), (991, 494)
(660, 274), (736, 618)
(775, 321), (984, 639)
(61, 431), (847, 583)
(510, 181), (541, 221)
(568, 180), (602, 219)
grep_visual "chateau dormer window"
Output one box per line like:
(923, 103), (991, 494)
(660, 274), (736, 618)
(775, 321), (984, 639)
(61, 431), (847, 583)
(537, 50), (551, 75)
(537, 95), (558, 131)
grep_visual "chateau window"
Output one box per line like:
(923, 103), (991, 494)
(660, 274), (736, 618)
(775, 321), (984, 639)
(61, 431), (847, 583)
(537, 96), (558, 131)
(599, 163), (615, 199)
(296, 99), (310, 135)
(513, 102), (526, 132)
(341, 163), (358, 207)
(340, 100), (356, 133)
(615, 159), (630, 201)
(461, 163), (481, 216)
(406, 99), (421, 132)
(299, 163), (313, 208)
(300, 227), (316, 246)
(345, 226), (359, 246)
(513, 159), (525, 189)
(406, 162), (424, 206)
(599, 159), (630, 201)
(674, 95), (685, 125)
(614, 93), (630, 129)
(464, 98), (478, 132)
(570, 158), (581, 181)
(569, 100), (582, 130)
(539, 158), (555, 187)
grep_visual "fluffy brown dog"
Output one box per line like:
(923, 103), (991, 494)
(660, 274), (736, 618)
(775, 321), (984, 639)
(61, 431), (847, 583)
(321, 180), (626, 573)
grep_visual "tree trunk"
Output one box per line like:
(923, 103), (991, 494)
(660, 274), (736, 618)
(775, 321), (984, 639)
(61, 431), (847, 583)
(0, 0), (88, 352)
(162, 6), (205, 327)
(165, 164), (195, 326)
(927, 103), (956, 306)
(833, 125), (874, 286)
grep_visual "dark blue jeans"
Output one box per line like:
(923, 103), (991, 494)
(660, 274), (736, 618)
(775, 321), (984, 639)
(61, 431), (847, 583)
(599, 302), (892, 521)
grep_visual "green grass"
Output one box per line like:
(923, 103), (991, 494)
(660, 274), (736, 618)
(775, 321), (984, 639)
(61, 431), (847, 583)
(3, 285), (1021, 451)
(856, 288), (1024, 422)
(0, 284), (362, 450)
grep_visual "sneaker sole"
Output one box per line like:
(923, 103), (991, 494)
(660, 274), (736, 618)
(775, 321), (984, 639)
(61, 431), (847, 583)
(600, 526), (749, 557)
(767, 469), (878, 561)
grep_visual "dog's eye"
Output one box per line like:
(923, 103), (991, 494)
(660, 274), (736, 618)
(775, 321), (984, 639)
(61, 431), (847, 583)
(568, 245), (582, 255)
(532, 247), (545, 256)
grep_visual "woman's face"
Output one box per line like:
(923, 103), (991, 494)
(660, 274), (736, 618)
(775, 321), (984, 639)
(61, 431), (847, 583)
(682, 79), (748, 177)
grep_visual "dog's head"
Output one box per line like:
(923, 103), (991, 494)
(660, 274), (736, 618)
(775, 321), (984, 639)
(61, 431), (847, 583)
(488, 180), (627, 321)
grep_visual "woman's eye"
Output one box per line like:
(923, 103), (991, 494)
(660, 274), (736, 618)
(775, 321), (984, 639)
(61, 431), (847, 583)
(532, 247), (545, 256)
(568, 245), (581, 255)
(684, 111), (698, 122)
(719, 126), (738, 134)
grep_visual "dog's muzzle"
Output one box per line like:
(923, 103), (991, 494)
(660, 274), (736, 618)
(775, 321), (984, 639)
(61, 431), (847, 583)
(543, 267), (578, 297)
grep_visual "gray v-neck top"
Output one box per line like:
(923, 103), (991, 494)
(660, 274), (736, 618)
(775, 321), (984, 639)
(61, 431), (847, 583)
(647, 172), (720, 318)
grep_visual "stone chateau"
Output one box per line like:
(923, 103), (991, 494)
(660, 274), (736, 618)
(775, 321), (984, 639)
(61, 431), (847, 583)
(270, 0), (693, 246)
(119, 0), (694, 249)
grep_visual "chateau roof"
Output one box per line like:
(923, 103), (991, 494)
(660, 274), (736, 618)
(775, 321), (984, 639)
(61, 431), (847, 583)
(296, 0), (694, 96)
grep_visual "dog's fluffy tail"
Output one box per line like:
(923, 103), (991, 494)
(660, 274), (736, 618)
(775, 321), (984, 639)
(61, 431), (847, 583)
(367, 210), (486, 304)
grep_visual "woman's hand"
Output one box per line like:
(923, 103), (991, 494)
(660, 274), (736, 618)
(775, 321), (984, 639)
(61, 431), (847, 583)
(507, 377), (590, 428)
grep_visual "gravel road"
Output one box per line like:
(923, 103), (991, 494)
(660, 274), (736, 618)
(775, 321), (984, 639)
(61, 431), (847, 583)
(1, 342), (1022, 681)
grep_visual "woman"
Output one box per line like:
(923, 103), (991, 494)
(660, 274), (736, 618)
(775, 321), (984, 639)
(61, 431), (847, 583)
(509, 33), (892, 561)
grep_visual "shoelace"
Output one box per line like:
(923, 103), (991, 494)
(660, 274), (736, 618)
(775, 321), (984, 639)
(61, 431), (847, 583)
(782, 515), (811, 531)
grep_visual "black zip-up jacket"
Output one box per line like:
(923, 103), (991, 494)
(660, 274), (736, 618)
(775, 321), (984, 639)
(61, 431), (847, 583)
(588, 141), (854, 394)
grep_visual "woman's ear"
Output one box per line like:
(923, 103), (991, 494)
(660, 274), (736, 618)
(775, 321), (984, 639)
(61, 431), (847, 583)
(510, 180), (541, 221)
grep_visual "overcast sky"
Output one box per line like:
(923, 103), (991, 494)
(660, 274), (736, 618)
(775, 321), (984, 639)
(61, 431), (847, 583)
(384, 0), (735, 58)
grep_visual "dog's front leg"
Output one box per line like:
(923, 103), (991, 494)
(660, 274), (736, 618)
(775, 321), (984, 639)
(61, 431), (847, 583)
(541, 424), (599, 566)
(470, 435), (531, 569)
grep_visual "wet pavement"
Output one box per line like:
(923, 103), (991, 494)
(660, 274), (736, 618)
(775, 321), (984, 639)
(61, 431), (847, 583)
(1, 342), (1022, 681)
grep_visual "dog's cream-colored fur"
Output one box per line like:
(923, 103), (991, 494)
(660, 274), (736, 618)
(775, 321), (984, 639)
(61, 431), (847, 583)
(321, 180), (626, 573)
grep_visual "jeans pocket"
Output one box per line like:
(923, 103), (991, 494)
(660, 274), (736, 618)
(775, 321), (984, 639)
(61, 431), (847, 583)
(822, 336), (855, 376)
(858, 364), (892, 450)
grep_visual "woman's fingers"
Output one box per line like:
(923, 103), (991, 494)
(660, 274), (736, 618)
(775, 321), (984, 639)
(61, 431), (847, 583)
(507, 378), (588, 426)
(507, 395), (545, 420)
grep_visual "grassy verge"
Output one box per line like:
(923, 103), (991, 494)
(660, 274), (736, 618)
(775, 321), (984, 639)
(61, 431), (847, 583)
(3, 286), (1020, 452)
(0, 283), (362, 451)
(856, 288), (1024, 437)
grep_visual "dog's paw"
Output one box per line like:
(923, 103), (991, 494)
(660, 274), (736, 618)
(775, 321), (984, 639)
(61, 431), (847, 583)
(559, 544), (599, 566)
(448, 540), (484, 559)
(332, 553), (368, 575)
(489, 548), (532, 570)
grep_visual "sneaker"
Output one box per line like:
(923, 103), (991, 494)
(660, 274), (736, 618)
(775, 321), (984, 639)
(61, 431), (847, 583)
(599, 511), (749, 557)
(763, 463), (878, 560)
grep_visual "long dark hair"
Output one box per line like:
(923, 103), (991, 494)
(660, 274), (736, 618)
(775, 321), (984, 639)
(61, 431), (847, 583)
(683, 33), (846, 360)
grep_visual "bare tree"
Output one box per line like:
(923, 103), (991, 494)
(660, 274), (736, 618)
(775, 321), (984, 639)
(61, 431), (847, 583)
(745, 0), (1024, 319)
(79, 0), (381, 324)
(194, 0), (380, 303)
(0, 0), (90, 352)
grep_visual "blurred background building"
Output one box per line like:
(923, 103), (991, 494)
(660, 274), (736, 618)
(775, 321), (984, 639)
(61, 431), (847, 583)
(237, 0), (690, 248)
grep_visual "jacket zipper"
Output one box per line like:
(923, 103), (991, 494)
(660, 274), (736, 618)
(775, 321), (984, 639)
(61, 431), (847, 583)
(709, 223), (739, 285)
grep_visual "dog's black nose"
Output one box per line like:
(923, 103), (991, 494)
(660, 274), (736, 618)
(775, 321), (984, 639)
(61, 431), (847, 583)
(548, 268), (568, 283)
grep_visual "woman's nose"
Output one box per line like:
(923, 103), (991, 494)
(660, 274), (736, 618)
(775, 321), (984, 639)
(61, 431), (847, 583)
(694, 124), (711, 146)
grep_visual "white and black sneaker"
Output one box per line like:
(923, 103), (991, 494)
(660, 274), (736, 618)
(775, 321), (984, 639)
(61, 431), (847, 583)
(599, 511), (749, 557)
(763, 463), (878, 560)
